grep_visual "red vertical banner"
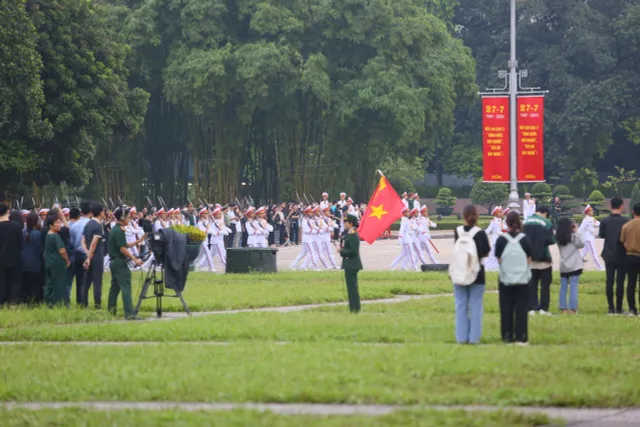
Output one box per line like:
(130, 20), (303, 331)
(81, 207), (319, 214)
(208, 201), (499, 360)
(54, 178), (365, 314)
(517, 96), (545, 182)
(482, 96), (510, 182)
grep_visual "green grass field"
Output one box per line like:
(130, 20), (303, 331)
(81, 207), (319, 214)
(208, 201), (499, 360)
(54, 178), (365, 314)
(0, 270), (631, 426)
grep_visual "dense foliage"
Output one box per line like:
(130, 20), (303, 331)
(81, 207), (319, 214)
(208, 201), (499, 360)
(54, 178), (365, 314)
(2, 0), (640, 204)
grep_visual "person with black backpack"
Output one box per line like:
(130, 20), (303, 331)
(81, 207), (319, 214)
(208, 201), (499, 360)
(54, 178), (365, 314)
(448, 205), (490, 344)
(494, 211), (533, 345)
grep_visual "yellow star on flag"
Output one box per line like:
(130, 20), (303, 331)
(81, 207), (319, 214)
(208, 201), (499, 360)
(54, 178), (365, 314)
(369, 204), (388, 220)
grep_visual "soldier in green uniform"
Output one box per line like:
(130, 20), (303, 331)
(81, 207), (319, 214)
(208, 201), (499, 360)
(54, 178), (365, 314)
(340, 214), (362, 313)
(108, 207), (145, 319)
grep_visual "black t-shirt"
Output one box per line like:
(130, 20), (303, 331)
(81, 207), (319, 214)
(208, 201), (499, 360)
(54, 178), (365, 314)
(494, 231), (533, 259)
(454, 226), (490, 285)
(0, 220), (24, 268)
(83, 220), (105, 259)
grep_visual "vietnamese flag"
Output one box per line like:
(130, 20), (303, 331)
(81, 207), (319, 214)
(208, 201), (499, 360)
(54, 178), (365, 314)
(358, 176), (406, 244)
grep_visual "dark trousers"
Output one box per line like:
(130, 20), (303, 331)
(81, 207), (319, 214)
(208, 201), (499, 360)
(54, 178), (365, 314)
(499, 283), (529, 343)
(290, 224), (299, 244)
(108, 259), (133, 318)
(528, 267), (552, 311)
(74, 252), (87, 305)
(22, 270), (45, 304)
(605, 261), (626, 311)
(627, 256), (640, 313)
(0, 265), (22, 305)
(81, 257), (104, 308)
(344, 269), (361, 313)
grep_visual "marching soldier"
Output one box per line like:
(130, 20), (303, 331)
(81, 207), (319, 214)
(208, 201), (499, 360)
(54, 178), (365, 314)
(484, 206), (503, 271)
(337, 192), (347, 208)
(195, 208), (216, 272)
(418, 206), (439, 264)
(320, 192), (330, 210)
(340, 213), (362, 313)
(522, 193), (536, 221)
(579, 205), (604, 270)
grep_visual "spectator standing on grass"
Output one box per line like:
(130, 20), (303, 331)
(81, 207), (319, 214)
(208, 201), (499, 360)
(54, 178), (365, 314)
(620, 203), (640, 316)
(70, 202), (92, 305)
(21, 213), (45, 304)
(44, 215), (71, 308)
(495, 211), (532, 345)
(81, 204), (105, 309)
(523, 206), (555, 316)
(0, 203), (24, 305)
(449, 205), (490, 345)
(599, 197), (629, 314)
(556, 218), (584, 314)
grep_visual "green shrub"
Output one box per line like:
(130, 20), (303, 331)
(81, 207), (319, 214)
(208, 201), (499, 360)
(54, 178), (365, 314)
(469, 182), (508, 213)
(554, 185), (571, 195)
(587, 190), (605, 205)
(434, 187), (456, 207)
(170, 224), (206, 244)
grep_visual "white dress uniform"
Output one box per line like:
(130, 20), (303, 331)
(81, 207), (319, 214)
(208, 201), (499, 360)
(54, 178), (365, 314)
(290, 213), (321, 270)
(322, 214), (340, 269)
(484, 217), (503, 271)
(418, 215), (438, 264)
(522, 199), (536, 220)
(210, 217), (231, 267)
(194, 218), (216, 272)
(389, 216), (420, 271)
(313, 215), (335, 269)
(579, 215), (603, 270)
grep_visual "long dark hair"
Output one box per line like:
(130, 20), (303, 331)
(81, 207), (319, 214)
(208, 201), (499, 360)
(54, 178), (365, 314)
(25, 212), (40, 242)
(556, 217), (573, 246)
(463, 205), (478, 227)
(505, 211), (522, 231)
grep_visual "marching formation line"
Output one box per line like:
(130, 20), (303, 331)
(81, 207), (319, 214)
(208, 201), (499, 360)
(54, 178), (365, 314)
(3, 402), (640, 425)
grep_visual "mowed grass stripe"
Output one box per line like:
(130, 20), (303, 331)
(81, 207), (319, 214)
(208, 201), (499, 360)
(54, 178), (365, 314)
(0, 408), (553, 427)
(0, 271), (456, 328)
(0, 341), (638, 407)
(2, 291), (635, 346)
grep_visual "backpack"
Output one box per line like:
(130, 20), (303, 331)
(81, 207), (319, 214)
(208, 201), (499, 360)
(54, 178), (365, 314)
(499, 233), (532, 286)
(449, 226), (481, 285)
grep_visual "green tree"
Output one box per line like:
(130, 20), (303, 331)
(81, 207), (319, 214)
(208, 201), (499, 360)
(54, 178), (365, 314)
(531, 182), (552, 206)
(630, 183), (640, 212)
(380, 157), (425, 195)
(571, 167), (599, 201)
(602, 166), (637, 198)
(0, 0), (52, 197)
(470, 182), (508, 213)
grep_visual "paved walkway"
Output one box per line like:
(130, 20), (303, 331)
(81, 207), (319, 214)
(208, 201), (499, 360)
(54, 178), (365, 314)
(3, 402), (639, 425)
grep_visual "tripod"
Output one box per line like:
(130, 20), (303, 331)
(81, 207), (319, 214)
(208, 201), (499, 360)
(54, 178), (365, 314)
(133, 259), (190, 318)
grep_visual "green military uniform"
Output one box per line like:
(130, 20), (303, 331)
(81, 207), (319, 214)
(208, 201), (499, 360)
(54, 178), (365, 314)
(340, 226), (363, 313)
(107, 223), (134, 318)
(44, 233), (70, 307)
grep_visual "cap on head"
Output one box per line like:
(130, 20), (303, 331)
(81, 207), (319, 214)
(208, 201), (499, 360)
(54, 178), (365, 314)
(410, 207), (419, 215)
(525, 192), (531, 197)
(340, 192), (346, 197)
(255, 207), (266, 215)
(583, 204), (592, 214)
(245, 207), (255, 215)
(491, 206), (501, 216)
(212, 207), (222, 215)
(198, 208), (208, 216)
(345, 213), (359, 227)
(420, 206), (428, 212)
(130, 207), (137, 215)
(322, 192), (328, 197)
(347, 197), (353, 203)
(503, 207), (511, 215)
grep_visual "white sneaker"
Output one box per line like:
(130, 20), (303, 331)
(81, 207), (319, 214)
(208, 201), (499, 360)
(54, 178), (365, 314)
(528, 310), (537, 316)
(539, 310), (552, 316)
(515, 342), (529, 347)
(289, 265), (296, 271)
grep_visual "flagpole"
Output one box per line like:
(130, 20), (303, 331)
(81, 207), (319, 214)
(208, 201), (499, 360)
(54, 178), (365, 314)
(377, 170), (384, 177)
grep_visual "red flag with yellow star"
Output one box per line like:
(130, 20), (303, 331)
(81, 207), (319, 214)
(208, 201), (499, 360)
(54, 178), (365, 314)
(358, 176), (406, 244)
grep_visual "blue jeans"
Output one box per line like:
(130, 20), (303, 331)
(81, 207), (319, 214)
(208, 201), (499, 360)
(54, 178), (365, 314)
(559, 275), (580, 311)
(453, 284), (485, 344)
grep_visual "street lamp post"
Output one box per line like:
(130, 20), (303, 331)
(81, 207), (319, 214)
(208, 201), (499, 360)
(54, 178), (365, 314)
(479, 0), (548, 213)
(508, 0), (519, 210)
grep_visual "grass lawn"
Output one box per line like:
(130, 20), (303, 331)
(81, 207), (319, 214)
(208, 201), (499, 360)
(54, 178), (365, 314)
(1, 272), (638, 408)
(0, 271), (453, 328)
(0, 408), (552, 427)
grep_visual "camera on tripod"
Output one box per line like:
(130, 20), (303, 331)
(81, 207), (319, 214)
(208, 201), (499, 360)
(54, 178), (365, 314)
(147, 231), (166, 262)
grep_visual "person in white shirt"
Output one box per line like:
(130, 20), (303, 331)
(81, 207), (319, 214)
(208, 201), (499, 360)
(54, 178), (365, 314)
(484, 206), (503, 271)
(310, 207), (331, 269)
(579, 205), (604, 270)
(290, 207), (320, 270)
(153, 208), (168, 232)
(251, 207), (273, 248)
(390, 208), (420, 271)
(210, 207), (231, 268)
(194, 208), (216, 272)
(321, 206), (340, 269)
(409, 208), (429, 265)
(401, 192), (409, 210)
(418, 206), (438, 263)
(522, 193), (536, 220)
(320, 193), (330, 210)
(337, 192), (347, 208)
(412, 193), (421, 212)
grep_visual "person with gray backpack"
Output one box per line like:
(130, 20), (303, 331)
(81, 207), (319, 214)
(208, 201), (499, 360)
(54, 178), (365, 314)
(494, 211), (533, 345)
(448, 205), (490, 344)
